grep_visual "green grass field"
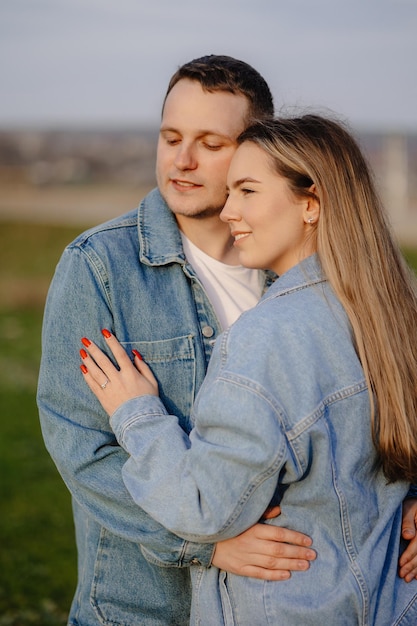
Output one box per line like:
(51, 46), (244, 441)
(1, 221), (417, 626)
(0, 223), (83, 626)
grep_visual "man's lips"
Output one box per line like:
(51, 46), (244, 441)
(170, 178), (202, 190)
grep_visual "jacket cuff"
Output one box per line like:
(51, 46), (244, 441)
(141, 541), (215, 569)
(110, 395), (167, 444)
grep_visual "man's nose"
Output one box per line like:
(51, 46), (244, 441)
(174, 143), (197, 170)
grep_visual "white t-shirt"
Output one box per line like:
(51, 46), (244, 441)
(181, 233), (264, 330)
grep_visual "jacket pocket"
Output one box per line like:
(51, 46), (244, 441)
(123, 335), (197, 433)
(91, 527), (190, 625)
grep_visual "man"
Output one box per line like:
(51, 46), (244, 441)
(38, 55), (417, 625)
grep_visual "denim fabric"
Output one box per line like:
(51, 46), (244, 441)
(37, 188), (275, 625)
(111, 254), (417, 625)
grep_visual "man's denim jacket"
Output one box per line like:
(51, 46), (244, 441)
(111, 255), (417, 626)
(37, 188), (274, 626)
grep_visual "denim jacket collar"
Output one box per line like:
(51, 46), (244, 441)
(260, 253), (325, 303)
(138, 188), (186, 266)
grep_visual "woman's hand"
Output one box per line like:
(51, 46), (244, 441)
(399, 498), (417, 582)
(79, 329), (158, 416)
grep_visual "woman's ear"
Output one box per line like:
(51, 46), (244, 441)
(303, 185), (320, 225)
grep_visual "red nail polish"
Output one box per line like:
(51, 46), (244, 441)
(80, 364), (88, 374)
(81, 337), (91, 347)
(132, 349), (143, 360)
(101, 328), (111, 338)
(80, 349), (88, 359)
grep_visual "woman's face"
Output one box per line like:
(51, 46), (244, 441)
(220, 142), (318, 275)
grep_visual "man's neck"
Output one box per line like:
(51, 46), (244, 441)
(176, 214), (240, 265)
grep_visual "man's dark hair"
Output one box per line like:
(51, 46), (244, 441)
(163, 54), (274, 122)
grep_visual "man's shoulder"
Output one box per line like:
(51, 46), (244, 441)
(69, 207), (140, 250)
(67, 188), (168, 252)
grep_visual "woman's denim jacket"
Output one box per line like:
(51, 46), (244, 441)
(37, 189), (276, 625)
(111, 255), (417, 626)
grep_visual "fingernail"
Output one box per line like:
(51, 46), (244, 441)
(81, 337), (91, 347)
(80, 364), (88, 374)
(101, 328), (111, 338)
(132, 349), (143, 360)
(80, 349), (88, 359)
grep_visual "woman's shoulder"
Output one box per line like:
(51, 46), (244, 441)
(225, 273), (351, 370)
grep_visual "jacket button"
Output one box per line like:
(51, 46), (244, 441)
(202, 325), (214, 338)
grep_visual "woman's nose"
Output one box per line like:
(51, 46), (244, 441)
(220, 194), (241, 223)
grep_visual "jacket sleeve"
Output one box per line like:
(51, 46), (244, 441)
(37, 244), (214, 567)
(111, 344), (289, 542)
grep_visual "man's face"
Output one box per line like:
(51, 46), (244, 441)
(156, 79), (250, 220)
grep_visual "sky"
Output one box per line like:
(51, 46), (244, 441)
(1, 0), (417, 132)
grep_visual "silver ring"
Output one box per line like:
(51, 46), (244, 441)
(101, 379), (109, 390)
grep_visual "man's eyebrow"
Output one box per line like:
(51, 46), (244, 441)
(159, 126), (179, 136)
(160, 126), (234, 140)
(159, 126), (179, 133)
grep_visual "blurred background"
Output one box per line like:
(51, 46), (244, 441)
(1, 1), (416, 624)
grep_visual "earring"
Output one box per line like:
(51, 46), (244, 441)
(307, 218), (314, 224)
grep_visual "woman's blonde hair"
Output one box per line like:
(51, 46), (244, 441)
(239, 115), (417, 483)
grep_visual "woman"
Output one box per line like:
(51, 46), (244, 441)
(79, 115), (417, 624)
